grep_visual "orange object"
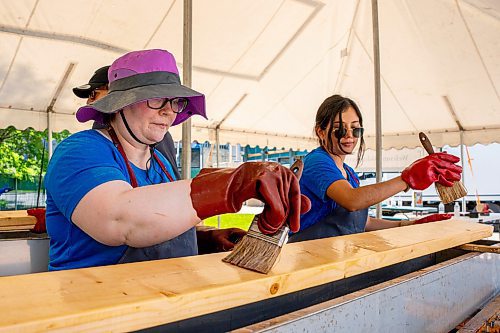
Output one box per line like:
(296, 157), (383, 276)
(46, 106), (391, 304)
(465, 146), (482, 208)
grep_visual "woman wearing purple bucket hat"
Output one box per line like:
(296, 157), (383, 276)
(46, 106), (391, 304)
(44, 49), (311, 270)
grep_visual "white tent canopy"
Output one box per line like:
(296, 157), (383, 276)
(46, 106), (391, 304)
(1, 0), (499, 150)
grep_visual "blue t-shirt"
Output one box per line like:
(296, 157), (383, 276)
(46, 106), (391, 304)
(299, 147), (360, 231)
(44, 130), (177, 271)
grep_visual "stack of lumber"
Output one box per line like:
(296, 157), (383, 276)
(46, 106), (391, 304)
(0, 220), (492, 332)
(0, 210), (36, 232)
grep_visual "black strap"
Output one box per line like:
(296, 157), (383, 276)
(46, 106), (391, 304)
(119, 110), (149, 146)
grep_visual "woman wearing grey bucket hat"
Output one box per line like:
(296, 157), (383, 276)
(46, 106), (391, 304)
(44, 49), (311, 270)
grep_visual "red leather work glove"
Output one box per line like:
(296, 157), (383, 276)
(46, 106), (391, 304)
(414, 213), (453, 224)
(27, 208), (46, 233)
(196, 227), (247, 254)
(190, 162), (311, 235)
(401, 153), (462, 190)
(400, 213), (453, 226)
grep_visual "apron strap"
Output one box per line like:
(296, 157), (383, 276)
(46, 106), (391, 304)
(106, 126), (175, 187)
(345, 166), (359, 186)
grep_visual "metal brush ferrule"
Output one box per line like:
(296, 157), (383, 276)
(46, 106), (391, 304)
(246, 215), (289, 247)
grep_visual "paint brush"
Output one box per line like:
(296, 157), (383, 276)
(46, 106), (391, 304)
(222, 160), (303, 274)
(419, 132), (467, 204)
(222, 215), (289, 273)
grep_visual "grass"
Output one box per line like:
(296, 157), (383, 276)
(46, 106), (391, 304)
(203, 213), (255, 230)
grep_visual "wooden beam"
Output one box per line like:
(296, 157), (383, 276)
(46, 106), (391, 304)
(0, 225), (36, 232)
(0, 220), (492, 332)
(0, 210), (28, 217)
(0, 210), (36, 230)
(458, 294), (500, 333)
(458, 243), (500, 254)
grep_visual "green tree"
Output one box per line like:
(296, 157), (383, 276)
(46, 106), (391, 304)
(0, 126), (71, 181)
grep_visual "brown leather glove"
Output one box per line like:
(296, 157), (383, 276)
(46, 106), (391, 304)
(196, 227), (247, 254)
(401, 153), (462, 190)
(190, 162), (311, 234)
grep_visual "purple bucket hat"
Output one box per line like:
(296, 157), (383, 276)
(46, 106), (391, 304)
(76, 49), (206, 126)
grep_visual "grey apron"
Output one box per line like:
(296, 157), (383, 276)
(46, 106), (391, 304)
(118, 227), (198, 263)
(288, 205), (368, 243)
(289, 165), (368, 243)
(106, 126), (198, 264)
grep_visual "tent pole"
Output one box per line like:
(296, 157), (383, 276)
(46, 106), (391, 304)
(47, 113), (53, 160)
(181, 0), (193, 179)
(215, 127), (220, 167)
(460, 130), (466, 211)
(46, 62), (75, 160)
(200, 143), (204, 169)
(372, 0), (383, 218)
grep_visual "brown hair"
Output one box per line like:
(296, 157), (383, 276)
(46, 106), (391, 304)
(315, 94), (365, 167)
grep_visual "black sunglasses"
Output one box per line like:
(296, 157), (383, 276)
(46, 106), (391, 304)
(334, 127), (364, 138)
(146, 97), (189, 114)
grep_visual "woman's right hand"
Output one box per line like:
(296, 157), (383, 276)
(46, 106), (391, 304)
(190, 162), (311, 235)
(401, 153), (462, 190)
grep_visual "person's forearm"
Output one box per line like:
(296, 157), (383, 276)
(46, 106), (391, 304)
(357, 176), (407, 209)
(72, 179), (201, 248)
(365, 216), (401, 231)
(330, 176), (407, 211)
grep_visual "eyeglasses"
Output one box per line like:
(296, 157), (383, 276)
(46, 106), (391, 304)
(89, 88), (107, 100)
(334, 127), (364, 138)
(147, 97), (189, 114)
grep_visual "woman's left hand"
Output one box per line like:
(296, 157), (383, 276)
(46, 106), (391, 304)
(401, 153), (462, 190)
(401, 213), (453, 226)
(413, 213), (453, 224)
(196, 227), (247, 254)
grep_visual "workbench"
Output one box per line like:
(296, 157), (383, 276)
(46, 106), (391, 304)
(379, 204), (438, 216)
(0, 220), (494, 332)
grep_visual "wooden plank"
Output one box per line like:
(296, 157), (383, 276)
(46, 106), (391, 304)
(0, 210), (36, 229)
(458, 294), (500, 333)
(0, 225), (34, 232)
(0, 217), (36, 228)
(0, 210), (29, 217)
(458, 243), (500, 254)
(0, 220), (492, 333)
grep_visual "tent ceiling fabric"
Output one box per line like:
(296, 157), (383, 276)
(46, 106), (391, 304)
(0, 0), (499, 150)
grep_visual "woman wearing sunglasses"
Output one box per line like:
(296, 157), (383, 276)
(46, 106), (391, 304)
(289, 94), (463, 242)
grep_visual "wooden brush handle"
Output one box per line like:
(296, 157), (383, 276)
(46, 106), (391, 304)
(290, 159), (303, 180)
(419, 132), (435, 155)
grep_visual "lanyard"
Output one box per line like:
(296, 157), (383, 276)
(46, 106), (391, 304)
(106, 127), (174, 188)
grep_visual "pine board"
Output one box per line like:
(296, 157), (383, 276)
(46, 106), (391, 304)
(0, 220), (492, 332)
(0, 210), (36, 229)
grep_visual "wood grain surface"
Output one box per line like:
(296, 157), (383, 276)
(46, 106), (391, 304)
(0, 210), (36, 230)
(0, 220), (492, 332)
